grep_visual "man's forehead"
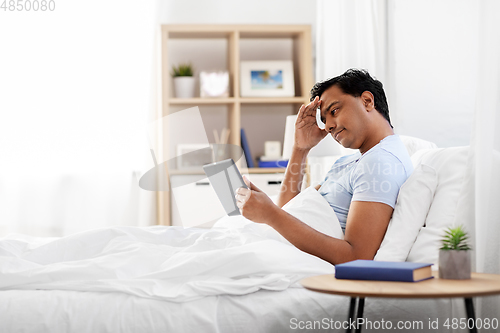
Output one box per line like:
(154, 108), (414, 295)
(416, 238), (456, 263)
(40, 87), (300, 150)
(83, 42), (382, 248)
(322, 84), (344, 96)
(320, 85), (344, 104)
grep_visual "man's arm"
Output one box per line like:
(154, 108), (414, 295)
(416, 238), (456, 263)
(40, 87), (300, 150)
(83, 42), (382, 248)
(276, 147), (309, 208)
(267, 201), (393, 264)
(237, 180), (393, 265)
(276, 96), (326, 207)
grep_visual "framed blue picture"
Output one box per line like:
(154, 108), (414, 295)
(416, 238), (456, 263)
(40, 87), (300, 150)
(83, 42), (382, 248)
(240, 61), (294, 97)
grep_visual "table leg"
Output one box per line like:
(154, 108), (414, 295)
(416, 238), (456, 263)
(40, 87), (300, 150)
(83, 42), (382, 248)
(355, 298), (365, 333)
(346, 297), (366, 333)
(347, 297), (357, 333)
(464, 298), (477, 333)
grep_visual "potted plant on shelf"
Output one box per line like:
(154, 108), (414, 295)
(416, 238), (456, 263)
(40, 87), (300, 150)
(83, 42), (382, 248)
(171, 63), (195, 98)
(439, 225), (472, 279)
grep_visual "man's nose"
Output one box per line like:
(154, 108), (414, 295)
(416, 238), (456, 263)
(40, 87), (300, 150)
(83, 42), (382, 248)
(325, 119), (336, 133)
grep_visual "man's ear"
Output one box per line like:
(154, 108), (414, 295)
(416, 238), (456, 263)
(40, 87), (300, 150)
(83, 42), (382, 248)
(361, 91), (375, 111)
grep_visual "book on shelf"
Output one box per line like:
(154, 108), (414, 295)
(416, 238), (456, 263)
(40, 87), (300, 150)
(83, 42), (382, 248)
(240, 128), (254, 168)
(258, 157), (289, 168)
(335, 260), (434, 282)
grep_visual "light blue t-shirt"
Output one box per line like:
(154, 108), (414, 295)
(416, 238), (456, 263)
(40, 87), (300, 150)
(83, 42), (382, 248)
(318, 134), (413, 233)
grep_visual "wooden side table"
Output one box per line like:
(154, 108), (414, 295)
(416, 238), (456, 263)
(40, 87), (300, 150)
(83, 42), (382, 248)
(301, 272), (500, 333)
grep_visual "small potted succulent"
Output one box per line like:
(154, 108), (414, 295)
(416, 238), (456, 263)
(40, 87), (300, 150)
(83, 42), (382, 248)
(439, 225), (472, 279)
(171, 63), (195, 98)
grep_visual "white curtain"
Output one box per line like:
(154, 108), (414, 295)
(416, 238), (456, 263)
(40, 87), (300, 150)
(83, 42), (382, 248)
(315, 0), (388, 83)
(454, 0), (500, 319)
(472, 0), (500, 277)
(0, 0), (162, 236)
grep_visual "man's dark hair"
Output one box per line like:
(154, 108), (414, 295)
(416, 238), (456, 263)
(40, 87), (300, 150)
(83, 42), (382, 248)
(310, 69), (392, 127)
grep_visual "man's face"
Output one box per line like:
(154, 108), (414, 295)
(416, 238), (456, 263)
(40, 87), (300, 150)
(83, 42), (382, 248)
(319, 84), (370, 150)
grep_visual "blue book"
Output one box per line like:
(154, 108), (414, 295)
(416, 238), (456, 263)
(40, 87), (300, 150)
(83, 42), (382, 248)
(240, 128), (254, 168)
(335, 260), (433, 282)
(258, 160), (289, 168)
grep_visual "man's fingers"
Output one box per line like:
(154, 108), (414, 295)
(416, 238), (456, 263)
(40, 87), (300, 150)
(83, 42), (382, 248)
(250, 182), (262, 192)
(303, 97), (321, 118)
(242, 175), (250, 188)
(235, 193), (245, 202)
(235, 187), (250, 207)
(242, 176), (262, 192)
(297, 104), (306, 120)
(298, 97), (317, 119)
(236, 187), (250, 197)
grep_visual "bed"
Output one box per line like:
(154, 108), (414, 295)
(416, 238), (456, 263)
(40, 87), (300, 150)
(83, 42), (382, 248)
(0, 137), (475, 333)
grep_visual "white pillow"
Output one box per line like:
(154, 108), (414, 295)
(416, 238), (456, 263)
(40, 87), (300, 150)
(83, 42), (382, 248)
(374, 163), (438, 261)
(399, 135), (438, 157)
(282, 186), (344, 240)
(406, 147), (469, 265)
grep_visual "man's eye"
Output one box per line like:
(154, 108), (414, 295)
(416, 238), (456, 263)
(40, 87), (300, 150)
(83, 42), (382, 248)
(331, 108), (338, 115)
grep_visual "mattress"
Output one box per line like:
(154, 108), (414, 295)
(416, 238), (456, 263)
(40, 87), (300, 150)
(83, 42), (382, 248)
(0, 287), (456, 333)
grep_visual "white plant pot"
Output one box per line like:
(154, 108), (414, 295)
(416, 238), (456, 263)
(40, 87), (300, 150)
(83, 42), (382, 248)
(173, 77), (196, 98)
(438, 250), (471, 279)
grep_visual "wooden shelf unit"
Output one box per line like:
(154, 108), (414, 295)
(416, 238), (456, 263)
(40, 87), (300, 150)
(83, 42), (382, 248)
(158, 24), (313, 226)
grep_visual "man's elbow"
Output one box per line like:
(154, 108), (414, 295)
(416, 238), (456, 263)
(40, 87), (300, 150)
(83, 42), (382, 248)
(336, 241), (378, 264)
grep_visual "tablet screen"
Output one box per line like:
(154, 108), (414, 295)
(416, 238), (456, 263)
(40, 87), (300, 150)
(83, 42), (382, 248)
(203, 159), (247, 216)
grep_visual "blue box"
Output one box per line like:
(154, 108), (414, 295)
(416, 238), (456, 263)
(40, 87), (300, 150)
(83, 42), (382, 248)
(258, 160), (289, 168)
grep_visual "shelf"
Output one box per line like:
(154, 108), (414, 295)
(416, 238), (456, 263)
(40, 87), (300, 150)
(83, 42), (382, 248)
(244, 168), (286, 174)
(164, 24), (311, 39)
(169, 97), (308, 105)
(168, 167), (286, 176)
(169, 98), (235, 105)
(240, 97), (308, 104)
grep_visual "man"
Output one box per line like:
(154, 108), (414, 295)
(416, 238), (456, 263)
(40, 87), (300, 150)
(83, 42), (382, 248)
(235, 69), (413, 265)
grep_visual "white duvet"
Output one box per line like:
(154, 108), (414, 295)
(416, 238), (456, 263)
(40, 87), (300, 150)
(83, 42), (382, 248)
(0, 187), (342, 302)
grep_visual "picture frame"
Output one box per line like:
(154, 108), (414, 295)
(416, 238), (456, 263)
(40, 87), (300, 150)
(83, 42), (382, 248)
(240, 60), (295, 97)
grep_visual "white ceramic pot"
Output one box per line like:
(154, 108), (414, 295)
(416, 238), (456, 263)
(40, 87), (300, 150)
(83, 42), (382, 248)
(173, 76), (196, 98)
(438, 250), (471, 279)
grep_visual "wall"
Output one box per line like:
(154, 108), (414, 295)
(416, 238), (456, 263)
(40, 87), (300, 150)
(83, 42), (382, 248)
(161, 0), (316, 31)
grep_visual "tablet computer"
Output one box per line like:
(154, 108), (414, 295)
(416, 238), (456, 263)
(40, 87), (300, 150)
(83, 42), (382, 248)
(202, 158), (247, 216)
